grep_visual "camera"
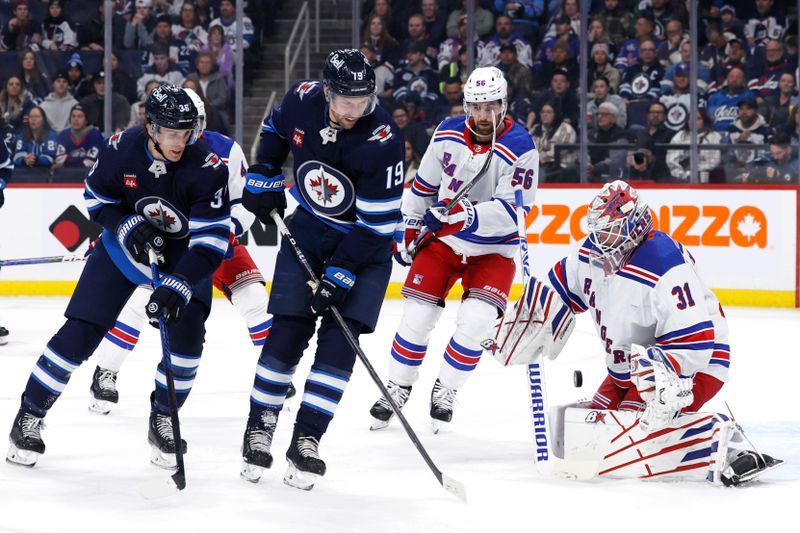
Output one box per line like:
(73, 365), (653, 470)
(633, 151), (646, 165)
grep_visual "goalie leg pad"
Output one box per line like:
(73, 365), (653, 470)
(388, 299), (443, 387)
(437, 298), (496, 390)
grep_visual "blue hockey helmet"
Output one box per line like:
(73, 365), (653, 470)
(323, 49), (377, 118)
(145, 85), (200, 144)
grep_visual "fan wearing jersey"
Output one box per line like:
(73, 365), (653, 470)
(369, 66), (540, 433)
(86, 88), (284, 415)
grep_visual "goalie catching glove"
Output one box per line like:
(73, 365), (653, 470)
(630, 344), (694, 433)
(484, 276), (575, 365)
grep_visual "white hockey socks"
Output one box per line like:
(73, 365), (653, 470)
(230, 282), (270, 346)
(388, 299), (443, 387)
(438, 298), (497, 390)
(96, 286), (150, 372)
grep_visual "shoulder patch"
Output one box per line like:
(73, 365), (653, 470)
(296, 81), (320, 100)
(368, 124), (393, 143)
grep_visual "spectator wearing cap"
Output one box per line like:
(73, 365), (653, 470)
(542, 0), (579, 41)
(588, 42), (620, 95)
(751, 132), (800, 184)
(748, 39), (793, 102)
(708, 66), (757, 132)
(146, 13), (193, 73)
(661, 40), (710, 94)
(726, 95), (774, 173)
(659, 62), (707, 133)
(707, 36), (748, 95)
(79, 71), (131, 132)
(41, 0), (76, 51)
(39, 71), (77, 132)
(446, 0), (494, 40)
(595, 0), (634, 48)
(55, 104), (104, 168)
(656, 20), (686, 68)
(666, 109), (722, 183)
(209, 0), (255, 53)
(421, 0), (447, 50)
(123, 0), (156, 49)
(16, 48), (51, 100)
(79, 0), (125, 51)
(745, 0), (787, 49)
(533, 15), (580, 75)
(719, 5), (746, 42)
(391, 40), (440, 106)
(65, 53), (91, 99)
(532, 68), (578, 125)
(587, 101), (625, 182)
(360, 42), (394, 101)
(614, 13), (656, 71)
(587, 77), (626, 130)
(0, 0), (42, 51)
(478, 15), (533, 69)
(497, 43), (533, 96)
(492, 0), (544, 45)
(759, 72), (798, 129)
(361, 14), (401, 70)
(136, 43), (185, 99)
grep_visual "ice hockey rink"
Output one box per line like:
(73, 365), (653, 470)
(0, 296), (798, 533)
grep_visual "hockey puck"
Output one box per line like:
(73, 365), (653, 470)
(573, 370), (583, 388)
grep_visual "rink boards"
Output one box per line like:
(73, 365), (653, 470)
(1, 183), (798, 307)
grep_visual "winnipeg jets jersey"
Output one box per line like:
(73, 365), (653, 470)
(202, 130), (254, 237)
(548, 231), (730, 389)
(403, 115), (539, 258)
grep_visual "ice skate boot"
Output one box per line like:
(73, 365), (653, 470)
(369, 381), (412, 430)
(286, 382), (297, 399)
(721, 450), (784, 486)
(6, 410), (45, 467)
(0, 326), (9, 345)
(148, 411), (187, 470)
(284, 433), (326, 491)
(240, 408), (279, 483)
(430, 379), (458, 434)
(88, 366), (119, 415)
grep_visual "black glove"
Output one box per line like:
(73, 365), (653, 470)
(116, 215), (165, 265)
(0, 177), (6, 209)
(242, 163), (287, 224)
(310, 264), (356, 314)
(146, 273), (192, 327)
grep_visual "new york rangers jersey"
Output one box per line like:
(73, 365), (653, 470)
(548, 231), (730, 389)
(257, 80), (404, 265)
(83, 126), (230, 304)
(403, 115), (539, 258)
(202, 130), (254, 237)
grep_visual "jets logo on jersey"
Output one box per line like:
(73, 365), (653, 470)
(202, 152), (223, 169)
(135, 196), (189, 238)
(632, 74), (651, 96)
(296, 81), (319, 100)
(666, 103), (688, 129)
(295, 160), (355, 217)
(367, 125), (393, 143)
(293, 128), (305, 148)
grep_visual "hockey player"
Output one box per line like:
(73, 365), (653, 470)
(6, 85), (230, 469)
(86, 88), (290, 415)
(0, 119), (13, 345)
(493, 180), (781, 484)
(239, 49), (404, 490)
(369, 66), (539, 433)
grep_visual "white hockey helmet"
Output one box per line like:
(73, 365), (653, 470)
(182, 87), (207, 133)
(463, 66), (508, 134)
(586, 180), (653, 276)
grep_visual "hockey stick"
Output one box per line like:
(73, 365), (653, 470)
(0, 254), (86, 267)
(270, 209), (467, 502)
(409, 114), (498, 258)
(513, 188), (553, 473)
(140, 248), (186, 499)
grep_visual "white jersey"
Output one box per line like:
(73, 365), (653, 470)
(402, 115), (539, 258)
(548, 231), (730, 387)
(204, 130), (254, 237)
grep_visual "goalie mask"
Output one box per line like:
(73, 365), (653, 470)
(586, 180), (653, 275)
(463, 66), (507, 137)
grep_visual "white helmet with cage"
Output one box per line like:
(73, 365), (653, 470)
(586, 180), (653, 276)
(182, 87), (207, 133)
(463, 66), (508, 135)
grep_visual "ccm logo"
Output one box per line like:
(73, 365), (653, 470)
(524, 204), (768, 248)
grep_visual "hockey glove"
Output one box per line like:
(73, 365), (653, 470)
(116, 214), (165, 265)
(630, 344), (694, 433)
(393, 217), (423, 267)
(423, 198), (477, 237)
(242, 163), (287, 224)
(310, 263), (356, 314)
(146, 273), (193, 327)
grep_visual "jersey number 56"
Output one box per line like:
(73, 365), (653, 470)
(510, 167), (534, 189)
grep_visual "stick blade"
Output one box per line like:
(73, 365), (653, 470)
(440, 473), (467, 502)
(139, 475), (184, 500)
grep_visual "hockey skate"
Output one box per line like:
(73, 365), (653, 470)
(369, 381), (412, 430)
(148, 411), (187, 470)
(6, 410), (45, 467)
(0, 326), (9, 345)
(721, 450), (784, 486)
(88, 366), (119, 415)
(284, 433), (326, 491)
(240, 408), (279, 483)
(430, 379), (458, 434)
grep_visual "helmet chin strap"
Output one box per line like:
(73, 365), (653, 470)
(466, 108), (500, 141)
(147, 123), (169, 161)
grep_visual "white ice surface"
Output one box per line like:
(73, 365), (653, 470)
(0, 297), (798, 533)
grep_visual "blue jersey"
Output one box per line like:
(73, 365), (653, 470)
(708, 89), (757, 132)
(0, 124), (13, 185)
(56, 127), (105, 168)
(13, 131), (59, 167)
(257, 80), (405, 267)
(83, 125), (231, 295)
(202, 130), (254, 236)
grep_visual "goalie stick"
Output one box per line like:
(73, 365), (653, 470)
(270, 209), (467, 502)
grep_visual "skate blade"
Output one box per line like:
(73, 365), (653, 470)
(149, 445), (178, 470)
(240, 461), (264, 483)
(370, 416), (391, 431)
(431, 418), (449, 434)
(283, 461), (320, 491)
(88, 397), (114, 415)
(6, 443), (40, 467)
(0, 337), (8, 345)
